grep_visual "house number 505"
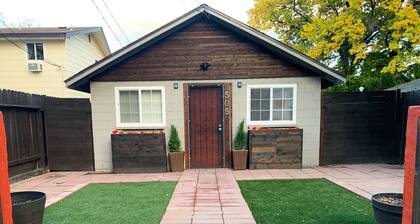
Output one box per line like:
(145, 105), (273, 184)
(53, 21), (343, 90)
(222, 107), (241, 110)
(224, 91), (230, 115)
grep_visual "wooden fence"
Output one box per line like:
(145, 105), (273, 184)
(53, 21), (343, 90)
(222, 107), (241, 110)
(320, 91), (401, 165)
(45, 97), (94, 171)
(0, 90), (94, 178)
(0, 90), (47, 178)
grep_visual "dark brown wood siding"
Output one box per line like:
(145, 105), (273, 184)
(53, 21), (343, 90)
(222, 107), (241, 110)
(93, 18), (310, 82)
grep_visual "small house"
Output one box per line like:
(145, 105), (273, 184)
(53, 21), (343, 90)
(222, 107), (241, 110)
(66, 5), (345, 171)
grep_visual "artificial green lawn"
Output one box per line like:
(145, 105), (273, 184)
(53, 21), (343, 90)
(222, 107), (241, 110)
(238, 179), (375, 224)
(44, 182), (176, 224)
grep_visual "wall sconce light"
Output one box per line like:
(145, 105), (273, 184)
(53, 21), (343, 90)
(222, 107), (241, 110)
(200, 62), (211, 71)
(173, 83), (178, 89)
(237, 82), (242, 88)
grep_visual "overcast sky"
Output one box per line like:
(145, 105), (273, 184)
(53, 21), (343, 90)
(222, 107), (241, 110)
(0, 0), (255, 51)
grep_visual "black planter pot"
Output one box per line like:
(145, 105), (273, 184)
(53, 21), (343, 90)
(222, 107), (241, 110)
(10, 191), (46, 224)
(371, 193), (403, 224)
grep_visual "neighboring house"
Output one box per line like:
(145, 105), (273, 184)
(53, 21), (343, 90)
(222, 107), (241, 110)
(66, 4), (345, 171)
(388, 78), (420, 92)
(0, 27), (110, 97)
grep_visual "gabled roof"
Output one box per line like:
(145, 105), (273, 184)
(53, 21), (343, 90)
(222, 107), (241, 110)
(388, 78), (420, 92)
(0, 26), (111, 55)
(66, 4), (345, 92)
(0, 27), (102, 37)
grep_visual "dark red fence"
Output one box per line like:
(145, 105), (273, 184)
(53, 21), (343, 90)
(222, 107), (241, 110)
(401, 106), (420, 224)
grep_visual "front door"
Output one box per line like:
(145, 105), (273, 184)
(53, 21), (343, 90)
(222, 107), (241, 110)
(189, 86), (223, 168)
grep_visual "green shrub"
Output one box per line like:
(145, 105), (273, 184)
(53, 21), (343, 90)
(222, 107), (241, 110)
(234, 120), (247, 150)
(168, 125), (181, 152)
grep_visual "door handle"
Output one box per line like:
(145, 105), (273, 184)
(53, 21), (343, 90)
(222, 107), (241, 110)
(218, 124), (222, 132)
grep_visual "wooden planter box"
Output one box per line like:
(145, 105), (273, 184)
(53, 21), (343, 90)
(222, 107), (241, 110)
(249, 128), (303, 169)
(111, 133), (167, 173)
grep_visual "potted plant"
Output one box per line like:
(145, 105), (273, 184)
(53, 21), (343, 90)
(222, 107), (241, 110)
(168, 125), (184, 172)
(371, 193), (403, 224)
(232, 120), (248, 170)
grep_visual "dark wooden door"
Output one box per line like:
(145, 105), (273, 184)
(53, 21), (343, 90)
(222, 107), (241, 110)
(189, 86), (223, 168)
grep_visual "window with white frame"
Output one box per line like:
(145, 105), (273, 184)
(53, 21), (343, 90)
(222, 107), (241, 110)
(26, 43), (44, 60)
(115, 87), (166, 128)
(247, 84), (297, 125)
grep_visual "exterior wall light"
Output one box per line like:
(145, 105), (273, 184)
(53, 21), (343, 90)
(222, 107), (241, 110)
(173, 83), (178, 89)
(237, 82), (242, 88)
(200, 63), (210, 71)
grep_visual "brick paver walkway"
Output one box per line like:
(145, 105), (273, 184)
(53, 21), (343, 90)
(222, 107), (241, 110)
(10, 164), (403, 223)
(160, 169), (255, 224)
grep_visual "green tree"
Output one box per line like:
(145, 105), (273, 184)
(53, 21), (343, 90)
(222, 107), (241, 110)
(248, 0), (420, 78)
(234, 121), (247, 150)
(168, 125), (181, 152)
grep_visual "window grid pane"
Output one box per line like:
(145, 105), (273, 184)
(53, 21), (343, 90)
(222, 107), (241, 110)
(35, 43), (44, 60)
(27, 43), (35, 60)
(119, 90), (140, 123)
(272, 87), (293, 121)
(250, 88), (270, 121)
(141, 90), (163, 123)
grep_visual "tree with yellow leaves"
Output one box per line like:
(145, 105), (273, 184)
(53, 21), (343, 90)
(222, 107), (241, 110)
(249, 0), (420, 84)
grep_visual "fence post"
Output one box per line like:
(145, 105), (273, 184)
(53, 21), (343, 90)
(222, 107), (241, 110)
(393, 89), (403, 164)
(0, 112), (13, 224)
(402, 106), (420, 224)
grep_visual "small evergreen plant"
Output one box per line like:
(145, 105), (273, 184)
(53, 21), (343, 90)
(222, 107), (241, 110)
(234, 120), (247, 150)
(168, 125), (181, 152)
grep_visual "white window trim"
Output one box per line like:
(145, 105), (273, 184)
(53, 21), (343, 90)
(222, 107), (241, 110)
(115, 86), (166, 129)
(246, 84), (297, 126)
(26, 42), (45, 61)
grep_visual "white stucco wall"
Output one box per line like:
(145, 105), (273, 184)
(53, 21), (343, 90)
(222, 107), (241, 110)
(90, 77), (321, 171)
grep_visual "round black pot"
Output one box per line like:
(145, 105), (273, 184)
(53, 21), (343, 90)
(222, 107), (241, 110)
(11, 191), (46, 224)
(371, 193), (402, 224)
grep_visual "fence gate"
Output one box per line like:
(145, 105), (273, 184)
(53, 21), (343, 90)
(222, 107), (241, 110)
(320, 91), (400, 165)
(44, 98), (94, 171)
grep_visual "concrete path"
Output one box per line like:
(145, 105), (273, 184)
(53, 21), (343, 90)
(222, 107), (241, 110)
(160, 169), (255, 224)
